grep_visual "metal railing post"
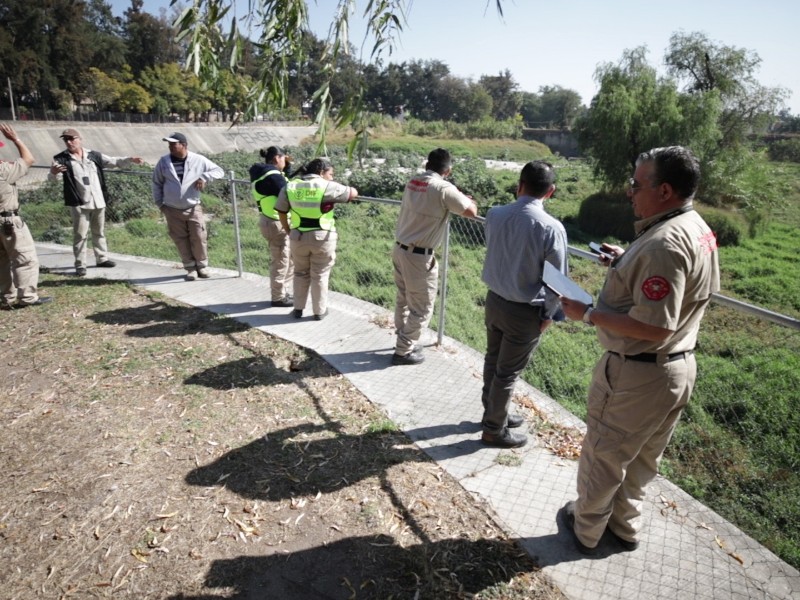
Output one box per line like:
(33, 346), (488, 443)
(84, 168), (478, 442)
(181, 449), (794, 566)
(229, 170), (244, 277)
(437, 220), (451, 346)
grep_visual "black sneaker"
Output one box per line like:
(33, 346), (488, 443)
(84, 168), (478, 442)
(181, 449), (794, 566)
(272, 295), (294, 308)
(76, 267), (87, 277)
(507, 413), (524, 428)
(605, 526), (639, 551)
(560, 501), (598, 556)
(14, 297), (53, 309)
(97, 260), (116, 268)
(292, 309), (303, 319)
(391, 349), (424, 366)
(481, 428), (527, 448)
(313, 309), (329, 321)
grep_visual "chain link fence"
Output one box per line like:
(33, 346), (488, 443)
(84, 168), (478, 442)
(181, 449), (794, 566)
(17, 167), (800, 568)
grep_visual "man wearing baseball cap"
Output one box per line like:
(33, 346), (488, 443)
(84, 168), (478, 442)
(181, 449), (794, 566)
(50, 128), (144, 277)
(153, 132), (224, 280)
(0, 123), (51, 309)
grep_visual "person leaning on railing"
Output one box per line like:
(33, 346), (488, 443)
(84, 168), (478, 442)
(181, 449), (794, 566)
(275, 158), (358, 321)
(390, 148), (478, 366)
(0, 123), (51, 309)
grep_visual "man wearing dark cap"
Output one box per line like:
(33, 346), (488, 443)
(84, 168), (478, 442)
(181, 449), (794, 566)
(152, 132), (224, 280)
(50, 128), (144, 277)
(0, 123), (51, 309)
(250, 145), (293, 306)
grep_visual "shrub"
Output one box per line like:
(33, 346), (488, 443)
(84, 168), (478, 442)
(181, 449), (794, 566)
(105, 172), (156, 222)
(577, 192), (635, 241)
(697, 207), (743, 246)
(768, 138), (800, 163)
(450, 158), (499, 206)
(346, 166), (407, 199)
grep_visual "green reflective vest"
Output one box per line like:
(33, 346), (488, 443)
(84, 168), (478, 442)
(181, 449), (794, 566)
(286, 178), (335, 232)
(251, 168), (286, 220)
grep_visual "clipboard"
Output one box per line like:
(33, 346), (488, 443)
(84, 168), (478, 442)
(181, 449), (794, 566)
(542, 262), (593, 306)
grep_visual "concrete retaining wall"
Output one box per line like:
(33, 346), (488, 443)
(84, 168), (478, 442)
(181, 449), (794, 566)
(2, 122), (317, 184)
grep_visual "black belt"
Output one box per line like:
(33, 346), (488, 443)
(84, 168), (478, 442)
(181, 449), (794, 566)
(0, 210), (19, 217)
(609, 350), (692, 363)
(396, 242), (433, 255)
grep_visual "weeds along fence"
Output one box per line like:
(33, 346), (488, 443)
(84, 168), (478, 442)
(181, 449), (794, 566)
(21, 167), (800, 569)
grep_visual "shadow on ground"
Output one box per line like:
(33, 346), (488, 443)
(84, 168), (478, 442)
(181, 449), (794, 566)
(167, 534), (538, 600)
(88, 301), (250, 337)
(185, 424), (427, 501)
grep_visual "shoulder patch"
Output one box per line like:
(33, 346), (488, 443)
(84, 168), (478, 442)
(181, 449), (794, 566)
(641, 276), (671, 301)
(699, 231), (718, 254)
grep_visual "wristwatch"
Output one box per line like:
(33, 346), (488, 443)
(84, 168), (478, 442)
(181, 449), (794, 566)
(582, 306), (595, 325)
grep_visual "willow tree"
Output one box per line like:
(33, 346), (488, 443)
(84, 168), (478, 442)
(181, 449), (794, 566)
(172, 0), (505, 153)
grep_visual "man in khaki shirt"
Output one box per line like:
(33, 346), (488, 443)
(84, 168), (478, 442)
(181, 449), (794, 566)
(0, 123), (51, 309)
(560, 146), (720, 555)
(391, 148), (477, 365)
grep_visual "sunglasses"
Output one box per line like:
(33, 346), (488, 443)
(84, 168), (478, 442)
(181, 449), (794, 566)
(628, 177), (656, 192)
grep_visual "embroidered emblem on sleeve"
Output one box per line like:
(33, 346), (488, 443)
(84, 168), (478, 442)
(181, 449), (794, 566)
(642, 276), (671, 301)
(699, 231), (718, 254)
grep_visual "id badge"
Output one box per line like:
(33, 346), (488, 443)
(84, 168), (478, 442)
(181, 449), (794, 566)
(82, 176), (90, 185)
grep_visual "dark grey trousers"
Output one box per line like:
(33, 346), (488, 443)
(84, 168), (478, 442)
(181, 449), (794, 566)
(482, 290), (543, 435)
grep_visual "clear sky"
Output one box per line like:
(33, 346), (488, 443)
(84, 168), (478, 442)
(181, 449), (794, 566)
(110, 0), (800, 114)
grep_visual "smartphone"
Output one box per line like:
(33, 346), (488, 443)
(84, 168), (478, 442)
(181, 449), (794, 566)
(589, 242), (614, 260)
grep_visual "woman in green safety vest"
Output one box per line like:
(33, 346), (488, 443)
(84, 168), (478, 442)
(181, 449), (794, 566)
(250, 146), (293, 307)
(275, 158), (358, 320)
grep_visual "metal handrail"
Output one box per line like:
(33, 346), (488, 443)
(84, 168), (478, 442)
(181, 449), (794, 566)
(29, 169), (797, 332)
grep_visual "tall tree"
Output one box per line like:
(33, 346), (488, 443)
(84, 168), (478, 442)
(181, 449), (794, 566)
(124, 0), (182, 76)
(665, 31), (787, 145)
(576, 47), (722, 188)
(0, 0), (93, 109)
(84, 0), (127, 72)
(537, 85), (583, 129)
(479, 70), (521, 120)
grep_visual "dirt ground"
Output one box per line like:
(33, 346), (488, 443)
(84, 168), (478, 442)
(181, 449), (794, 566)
(0, 275), (566, 600)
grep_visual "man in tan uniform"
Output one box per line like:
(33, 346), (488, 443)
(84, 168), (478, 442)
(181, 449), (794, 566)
(560, 146), (720, 554)
(0, 123), (51, 309)
(391, 148), (477, 365)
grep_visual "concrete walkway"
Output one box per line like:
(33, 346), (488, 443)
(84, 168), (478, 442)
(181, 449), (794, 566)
(34, 243), (800, 600)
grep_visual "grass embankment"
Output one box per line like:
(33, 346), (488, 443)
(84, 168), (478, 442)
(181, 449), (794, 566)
(18, 140), (800, 569)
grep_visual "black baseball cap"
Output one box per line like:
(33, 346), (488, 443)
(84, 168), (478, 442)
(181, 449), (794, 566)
(163, 132), (188, 144)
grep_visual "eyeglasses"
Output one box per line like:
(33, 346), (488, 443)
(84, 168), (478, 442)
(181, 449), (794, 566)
(628, 177), (656, 192)
(63, 137), (78, 142)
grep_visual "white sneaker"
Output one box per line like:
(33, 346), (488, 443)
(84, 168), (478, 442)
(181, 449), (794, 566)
(185, 270), (197, 281)
(197, 267), (210, 279)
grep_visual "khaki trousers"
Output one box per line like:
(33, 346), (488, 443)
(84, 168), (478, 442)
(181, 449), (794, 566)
(71, 206), (109, 267)
(259, 214), (293, 301)
(574, 351), (695, 547)
(392, 245), (438, 355)
(290, 230), (336, 315)
(0, 216), (40, 305)
(161, 205), (208, 270)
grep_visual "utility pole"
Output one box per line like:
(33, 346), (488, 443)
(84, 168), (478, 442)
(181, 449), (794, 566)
(7, 78), (16, 121)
